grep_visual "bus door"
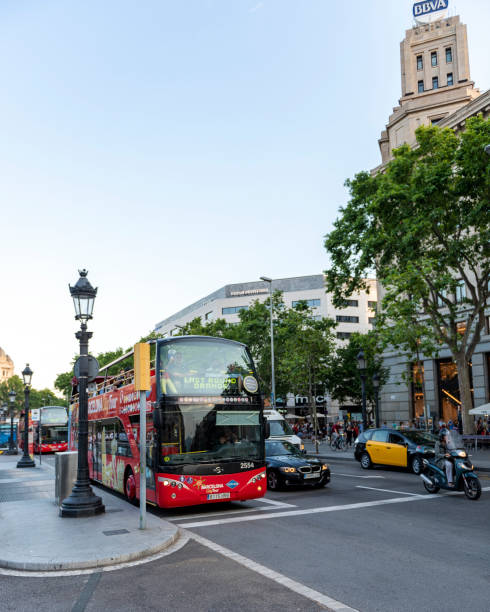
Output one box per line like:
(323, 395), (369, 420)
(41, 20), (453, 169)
(129, 414), (156, 495)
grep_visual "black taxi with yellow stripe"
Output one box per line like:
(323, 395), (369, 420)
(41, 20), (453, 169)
(354, 428), (438, 474)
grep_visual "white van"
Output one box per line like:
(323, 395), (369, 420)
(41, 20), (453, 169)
(264, 409), (304, 451)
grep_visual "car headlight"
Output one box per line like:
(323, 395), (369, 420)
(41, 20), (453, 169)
(322, 464), (328, 470)
(300, 443), (305, 451)
(279, 467), (297, 473)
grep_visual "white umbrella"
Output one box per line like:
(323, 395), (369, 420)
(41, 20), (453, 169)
(469, 403), (490, 415)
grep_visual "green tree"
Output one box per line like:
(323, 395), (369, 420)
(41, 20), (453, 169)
(324, 116), (490, 433)
(0, 375), (24, 417)
(326, 332), (388, 420)
(278, 301), (336, 451)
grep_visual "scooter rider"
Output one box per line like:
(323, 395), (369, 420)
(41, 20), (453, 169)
(437, 423), (454, 487)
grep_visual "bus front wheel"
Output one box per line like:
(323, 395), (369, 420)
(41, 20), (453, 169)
(124, 468), (137, 505)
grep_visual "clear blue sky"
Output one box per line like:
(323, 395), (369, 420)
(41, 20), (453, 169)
(1, 0), (489, 390)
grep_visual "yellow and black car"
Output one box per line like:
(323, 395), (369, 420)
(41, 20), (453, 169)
(354, 429), (437, 474)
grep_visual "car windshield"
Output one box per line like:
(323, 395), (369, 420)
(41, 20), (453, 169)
(268, 420), (294, 436)
(265, 440), (301, 457)
(159, 404), (264, 465)
(402, 431), (438, 445)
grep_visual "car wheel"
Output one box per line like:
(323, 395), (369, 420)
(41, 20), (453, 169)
(267, 470), (280, 491)
(411, 455), (423, 475)
(314, 479), (328, 488)
(360, 452), (372, 470)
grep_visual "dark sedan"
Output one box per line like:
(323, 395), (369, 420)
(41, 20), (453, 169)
(265, 439), (330, 490)
(354, 428), (437, 474)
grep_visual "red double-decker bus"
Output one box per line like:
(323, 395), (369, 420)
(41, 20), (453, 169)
(19, 406), (68, 454)
(69, 336), (267, 508)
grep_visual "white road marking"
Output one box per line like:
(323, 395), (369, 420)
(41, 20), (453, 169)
(332, 472), (385, 479)
(166, 497), (296, 521)
(356, 485), (420, 496)
(176, 487), (490, 528)
(188, 530), (358, 612)
(0, 532), (190, 578)
(254, 497), (297, 508)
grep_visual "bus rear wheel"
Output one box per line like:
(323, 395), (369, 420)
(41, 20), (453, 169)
(124, 468), (137, 505)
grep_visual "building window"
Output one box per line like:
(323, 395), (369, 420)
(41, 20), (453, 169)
(343, 299), (358, 307)
(416, 55), (423, 70)
(455, 281), (466, 303)
(418, 80), (424, 93)
(446, 47), (452, 63)
(310, 315), (322, 321)
(437, 289), (447, 307)
(368, 317), (376, 325)
(336, 332), (352, 340)
(432, 76), (439, 89)
(292, 299), (321, 308)
(222, 306), (248, 315)
(336, 315), (359, 323)
(447, 72), (453, 86)
(368, 301), (377, 309)
(204, 311), (213, 321)
(431, 51), (438, 66)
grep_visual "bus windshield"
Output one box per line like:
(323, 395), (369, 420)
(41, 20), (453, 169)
(40, 426), (68, 444)
(160, 404), (263, 465)
(158, 339), (256, 397)
(41, 406), (68, 425)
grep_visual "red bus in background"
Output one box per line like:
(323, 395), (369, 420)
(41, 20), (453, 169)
(19, 406), (68, 454)
(70, 336), (267, 508)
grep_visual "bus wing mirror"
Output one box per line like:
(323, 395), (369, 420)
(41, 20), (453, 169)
(263, 418), (270, 439)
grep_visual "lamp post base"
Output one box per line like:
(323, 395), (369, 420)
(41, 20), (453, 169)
(59, 482), (105, 518)
(17, 455), (35, 468)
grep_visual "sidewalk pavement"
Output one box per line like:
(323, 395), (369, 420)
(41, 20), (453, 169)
(0, 454), (178, 572)
(302, 440), (490, 472)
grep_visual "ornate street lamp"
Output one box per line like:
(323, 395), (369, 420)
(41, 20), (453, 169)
(6, 389), (18, 455)
(357, 349), (368, 431)
(372, 372), (380, 429)
(60, 270), (104, 517)
(17, 364), (35, 468)
(260, 276), (276, 409)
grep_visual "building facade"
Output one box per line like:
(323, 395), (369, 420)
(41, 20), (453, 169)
(378, 15), (480, 164)
(0, 347), (14, 384)
(155, 275), (377, 342)
(376, 8), (490, 425)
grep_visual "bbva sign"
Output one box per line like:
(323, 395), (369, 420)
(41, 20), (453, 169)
(413, 0), (449, 23)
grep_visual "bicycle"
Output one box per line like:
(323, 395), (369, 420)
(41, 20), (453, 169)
(329, 433), (346, 451)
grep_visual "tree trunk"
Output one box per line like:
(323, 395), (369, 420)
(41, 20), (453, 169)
(455, 354), (474, 434)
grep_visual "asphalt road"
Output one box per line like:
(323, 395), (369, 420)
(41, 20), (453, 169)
(3, 456), (490, 612)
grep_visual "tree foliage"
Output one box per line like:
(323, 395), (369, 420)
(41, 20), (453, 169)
(324, 116), (490, 432)
(326, 332), (388, 412)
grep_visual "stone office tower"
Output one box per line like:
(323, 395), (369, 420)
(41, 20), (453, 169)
(378, 15), (480, 163)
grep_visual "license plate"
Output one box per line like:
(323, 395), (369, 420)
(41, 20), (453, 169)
(207, 493), (231, 500)
(304, 473), (320, 479)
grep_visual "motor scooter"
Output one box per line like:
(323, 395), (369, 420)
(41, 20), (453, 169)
(420, 430), (481, 500)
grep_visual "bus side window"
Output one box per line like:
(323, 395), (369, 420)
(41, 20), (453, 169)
(117, 418), (132, 458)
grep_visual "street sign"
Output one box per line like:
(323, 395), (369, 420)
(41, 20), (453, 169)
(74, 355), (100, 382)
(31, 409), (40, 422)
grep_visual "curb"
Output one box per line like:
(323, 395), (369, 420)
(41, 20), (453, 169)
(0, 528), (181, 572)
